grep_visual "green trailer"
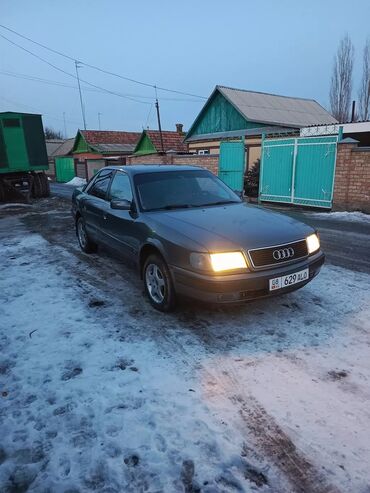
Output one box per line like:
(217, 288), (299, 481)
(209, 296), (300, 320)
(0, 111), (50, 201)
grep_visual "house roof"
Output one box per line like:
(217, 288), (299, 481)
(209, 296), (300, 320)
(217, 86), (338, 127)
(185, 85), (338, 140)
(75, 130), (142, 154)
(50, 138), (74, 157)
(81, 130), (141, 146)
(45, 139), (65, 157)
(145, 130), (187, 153)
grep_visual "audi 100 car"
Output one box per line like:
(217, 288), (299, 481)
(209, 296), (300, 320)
(72, 165), (324, 311)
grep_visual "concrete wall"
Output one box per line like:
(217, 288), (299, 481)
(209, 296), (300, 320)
(333, 142), (370, 213)
(126, 154), (220, 175)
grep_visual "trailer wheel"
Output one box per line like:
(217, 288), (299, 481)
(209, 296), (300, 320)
(0, 180), (5, 202)
(31, 173), (42, 198)
(39, 173), (50, 197)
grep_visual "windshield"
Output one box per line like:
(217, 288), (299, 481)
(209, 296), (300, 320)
(133, 169), (241, 211)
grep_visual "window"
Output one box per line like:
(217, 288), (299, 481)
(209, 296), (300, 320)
(87, 169), (113, 200)
(134, 170), (240, 211)
(3, 118), (21, 128)
(108, 172), (133, 202)
(197, 149), (210, 155)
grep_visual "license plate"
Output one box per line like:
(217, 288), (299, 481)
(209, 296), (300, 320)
(269, 268), (309, 291)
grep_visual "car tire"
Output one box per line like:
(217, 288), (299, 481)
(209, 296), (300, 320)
(143, 254), (176, 312)
(76, 216), (97, 254)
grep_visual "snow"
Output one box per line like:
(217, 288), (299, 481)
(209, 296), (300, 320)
(1, 222), (370, 491)
(0, 203), (32, 210)
(307, 211), (370, 223)
(65, 177), (86, 187)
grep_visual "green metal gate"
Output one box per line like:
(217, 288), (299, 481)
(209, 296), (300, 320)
(218, 140), (245, 192)
(259, 135), (338, 208)
(55, 156), (75, 183)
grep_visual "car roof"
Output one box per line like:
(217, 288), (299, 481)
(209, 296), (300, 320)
(103, 164), (207, 175)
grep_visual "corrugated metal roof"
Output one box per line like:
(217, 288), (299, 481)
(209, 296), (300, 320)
(92, 143), (136, 153)
(218, 86), (338, 127)
(50, 138), (74, 157)
(45, 139), (64, 157)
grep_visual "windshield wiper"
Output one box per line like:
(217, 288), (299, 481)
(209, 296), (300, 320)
(197, 200), (240, 207)
(152, 204), (194, 211)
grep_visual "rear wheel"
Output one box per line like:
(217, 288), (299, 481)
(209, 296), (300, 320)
(39, 173), (50, 197)
(31, 173), (42, 198)
(76, 216), (97, 253)
(0, 180), (5, 202)
(143, 254), (176, 312)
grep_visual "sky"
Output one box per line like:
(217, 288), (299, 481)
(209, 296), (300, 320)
(1, 0), (369, 138)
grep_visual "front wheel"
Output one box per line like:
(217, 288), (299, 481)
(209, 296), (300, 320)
(76, 217), (97, 254)
(143, 254), (176, 312)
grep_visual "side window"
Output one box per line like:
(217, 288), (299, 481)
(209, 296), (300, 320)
(108, 172), (133, 202)
(88, 169), (113, 200)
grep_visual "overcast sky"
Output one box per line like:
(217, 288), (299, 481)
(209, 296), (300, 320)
(1, 0), (369, 137)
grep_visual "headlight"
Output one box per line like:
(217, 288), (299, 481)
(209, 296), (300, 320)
(210, 252), (247, 272)
(306, 233), (320, 254)
(190, 251), (248, 272)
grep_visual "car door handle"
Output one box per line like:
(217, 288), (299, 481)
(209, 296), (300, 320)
(103, 215), (107, 220)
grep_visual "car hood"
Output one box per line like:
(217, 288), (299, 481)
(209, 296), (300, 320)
(146, 203), (313, 252)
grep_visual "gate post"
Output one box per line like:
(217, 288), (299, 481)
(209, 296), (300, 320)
(290, 138), (298, 203)
(258, 133), (265, 204)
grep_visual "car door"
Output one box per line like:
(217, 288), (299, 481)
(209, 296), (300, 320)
(81, 169), (114, 242)
(101, 170), (141, 259)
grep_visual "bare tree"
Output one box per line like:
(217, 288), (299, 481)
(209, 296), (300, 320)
(44, 127), (64, 140)
(358, 38), (370, 120)
(330, 35), (354, 122)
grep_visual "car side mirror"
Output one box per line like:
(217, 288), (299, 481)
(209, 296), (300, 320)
(110, 199), (132, 210)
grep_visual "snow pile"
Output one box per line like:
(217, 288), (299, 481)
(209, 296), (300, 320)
(308, 211), (370, 223)
(65, 177), (86, 187)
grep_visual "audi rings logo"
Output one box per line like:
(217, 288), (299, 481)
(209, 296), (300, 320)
(273, 247), (295, 261)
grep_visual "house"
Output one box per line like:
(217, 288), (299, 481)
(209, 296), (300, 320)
(185, 85), (337, 170)
(133, 124), (187, 156)
(72, 129), (141, 179)
(45, 138), (74, 178)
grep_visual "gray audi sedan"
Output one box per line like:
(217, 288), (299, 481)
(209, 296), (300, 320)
(72, 165), (324, 311)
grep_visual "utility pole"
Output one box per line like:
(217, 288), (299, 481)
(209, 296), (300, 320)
(75, 60), (87, 130)
(98, 112), (102, 130)
(63, 112), (67, 138)
(154, 87), (164, 154)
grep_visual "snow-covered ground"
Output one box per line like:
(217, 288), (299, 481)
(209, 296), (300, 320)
(1, 213), (370, 492)
(306, 211), (370, 223)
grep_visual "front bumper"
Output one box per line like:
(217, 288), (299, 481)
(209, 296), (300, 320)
(171, 251), (325, 304)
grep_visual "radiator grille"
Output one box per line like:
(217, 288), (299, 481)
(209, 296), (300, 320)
(248, 239), (308, 268)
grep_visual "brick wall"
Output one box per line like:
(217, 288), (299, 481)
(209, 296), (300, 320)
(126, 154), (219, 175)
(333, 142), (370, 213)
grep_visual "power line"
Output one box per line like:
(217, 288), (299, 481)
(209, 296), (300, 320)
(0, 95), (81, 125)
(0, 23), (207, 100)
(0, 70), (205, 102)
(0, 33), (151, 105)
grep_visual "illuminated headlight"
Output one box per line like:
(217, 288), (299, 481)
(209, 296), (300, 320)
(306, 233), (320, 255)
(210, 252), (247, 272)
(190, 251), (248, 272)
